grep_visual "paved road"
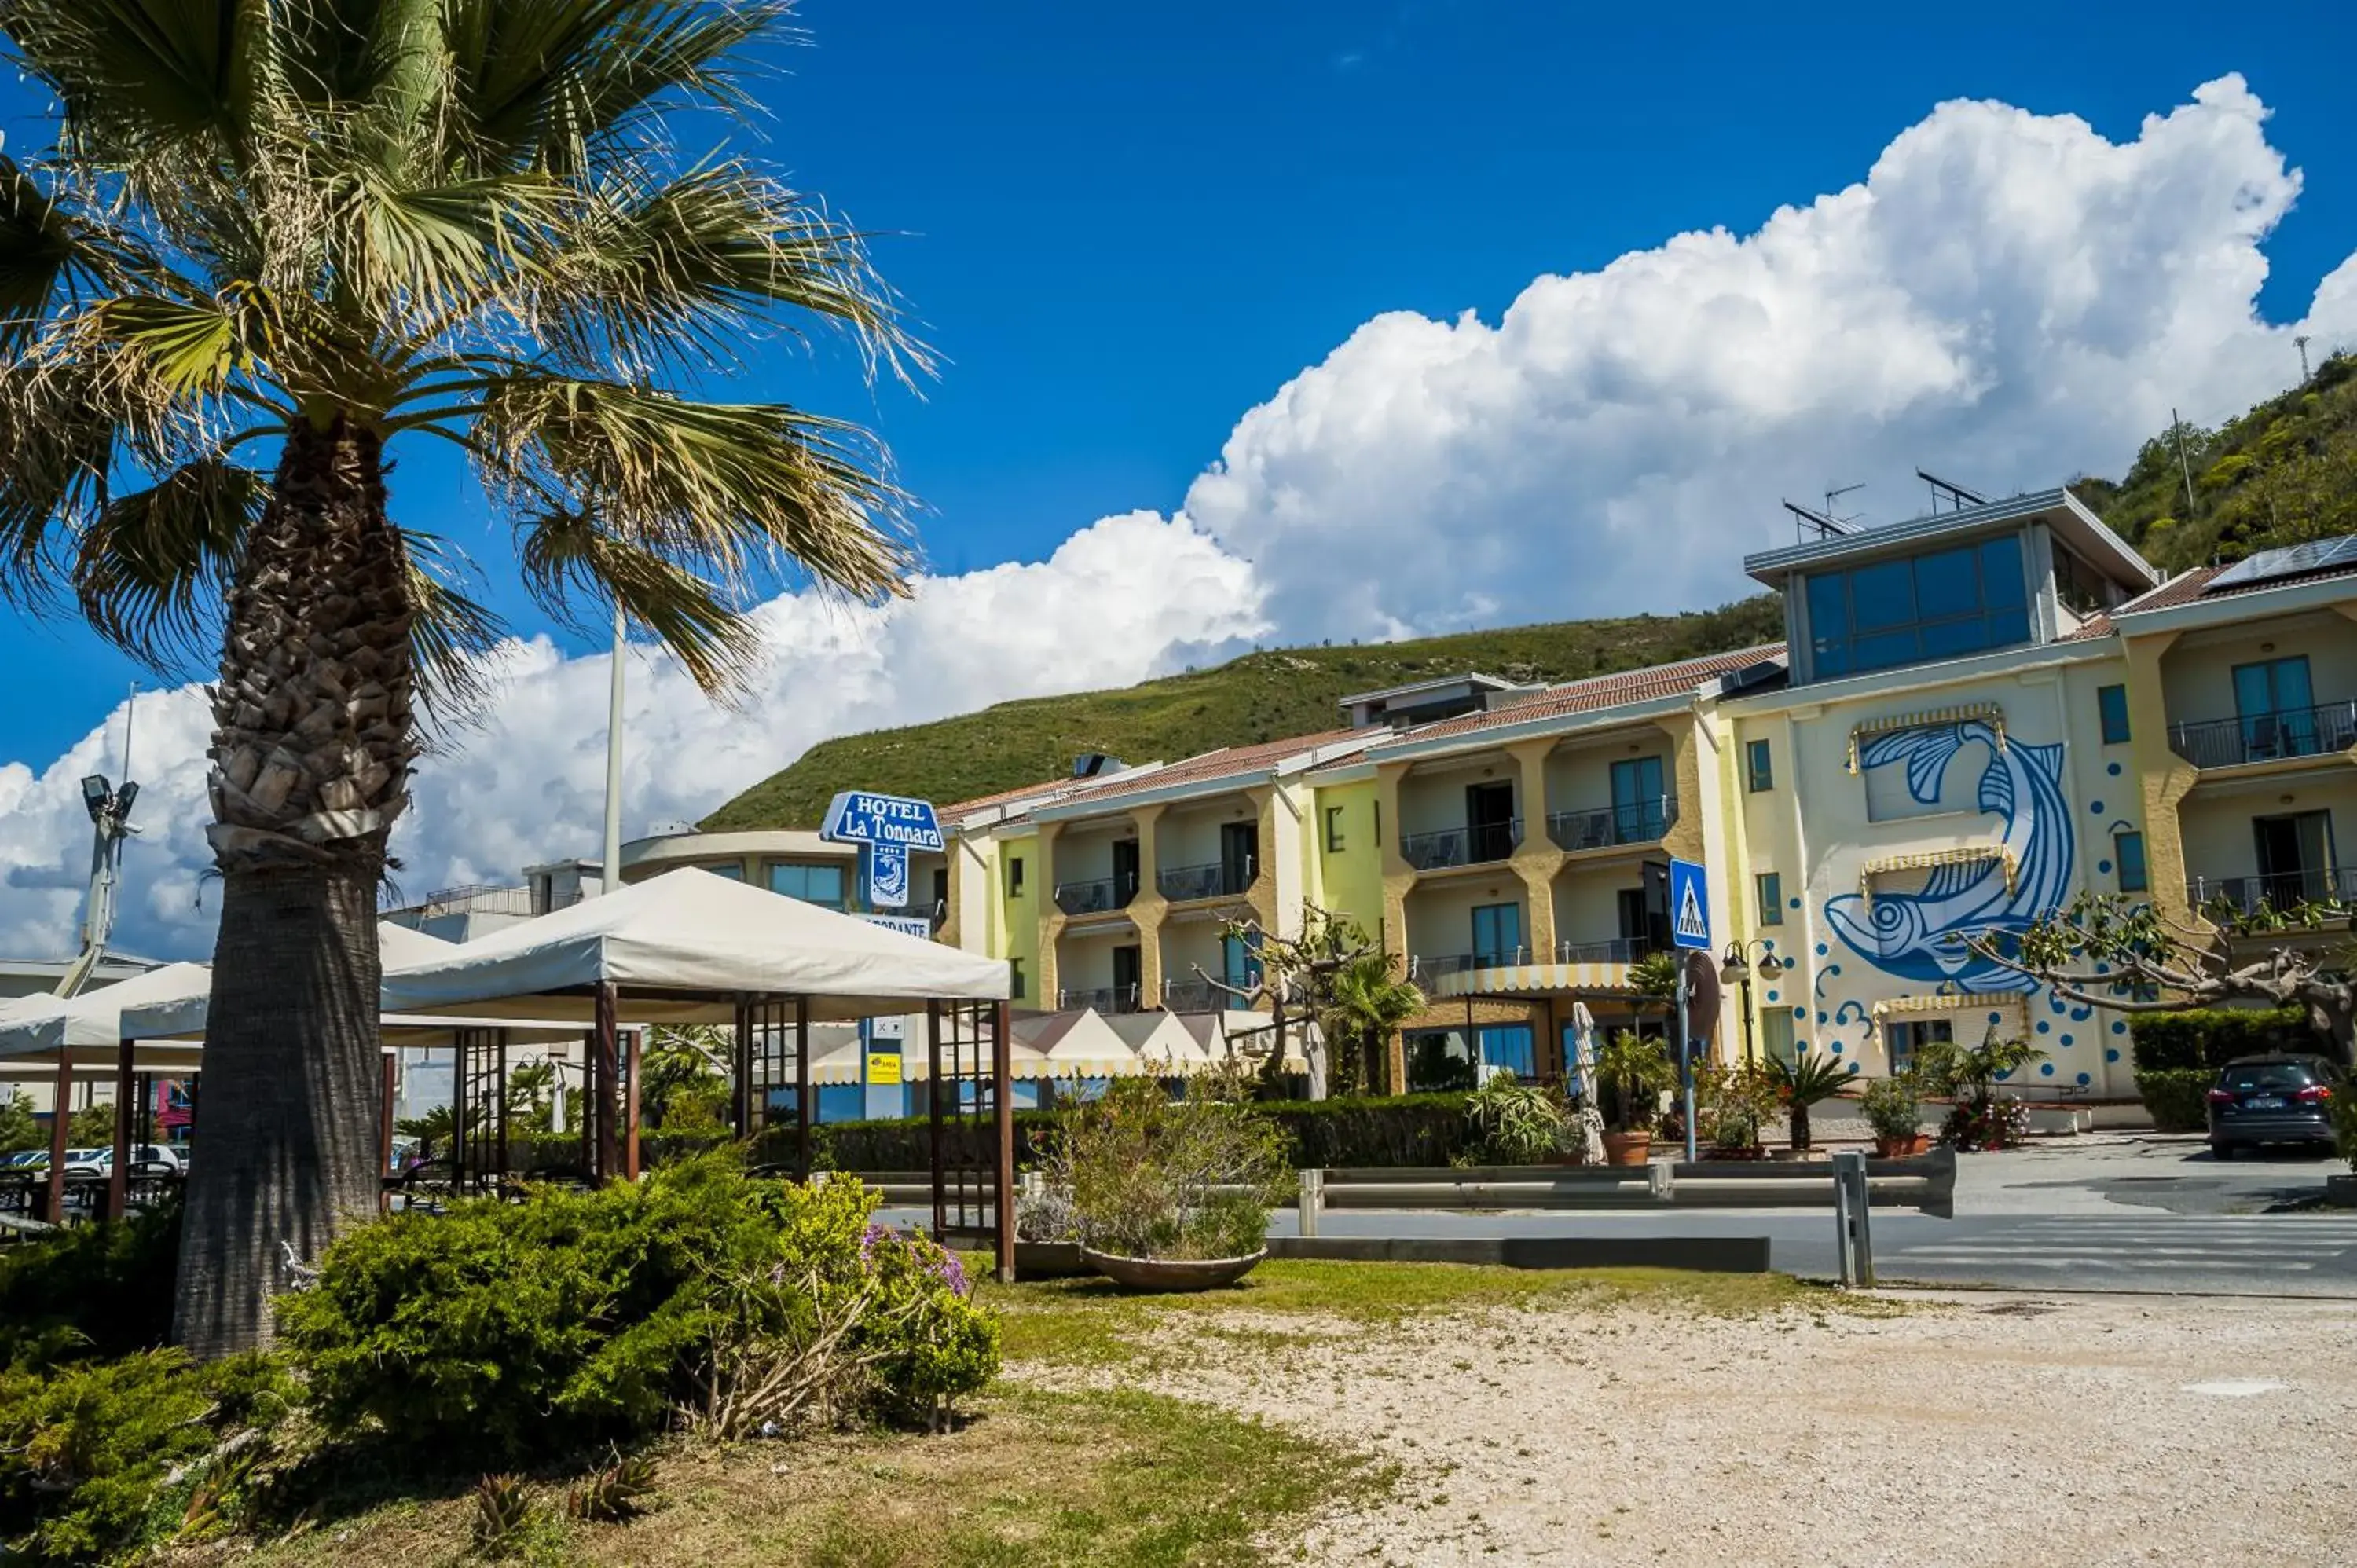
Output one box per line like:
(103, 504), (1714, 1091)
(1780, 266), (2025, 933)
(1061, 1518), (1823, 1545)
(1260, 1136), (2357, 1295)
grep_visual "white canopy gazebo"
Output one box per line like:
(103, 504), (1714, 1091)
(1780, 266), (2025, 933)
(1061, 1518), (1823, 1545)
(381, 869), (1016, 1264)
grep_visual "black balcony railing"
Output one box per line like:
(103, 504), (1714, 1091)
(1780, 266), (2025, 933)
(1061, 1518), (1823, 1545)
(2168, 701), (2357, 769)
(1058, 984), (1143, 1013)
(1546, 796), (1677, 852)
(1157, 859), (1254, 901)
(1409, 948), (1527, 980)
(1400, 819), (1522, 871)
(2187, 868), (2357, 919)
(1556, 937), (1655, 964)
(1160, 978), (1232, 1012)
(1052, 876), (1137, 917)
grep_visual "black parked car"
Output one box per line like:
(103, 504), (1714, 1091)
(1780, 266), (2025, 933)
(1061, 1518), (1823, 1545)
(2207, 1054), (2341, 1159)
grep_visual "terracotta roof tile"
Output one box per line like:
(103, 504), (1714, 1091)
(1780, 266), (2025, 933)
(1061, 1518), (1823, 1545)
(941, 775), (1087, 823)
(1383, 644), (1788, 745)
(1050, 727), (1380, 809)
(2114, 566), (2225, 616)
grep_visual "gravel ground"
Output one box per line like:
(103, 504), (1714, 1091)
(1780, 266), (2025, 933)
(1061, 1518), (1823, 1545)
(1045, 1291), (2357, 1566)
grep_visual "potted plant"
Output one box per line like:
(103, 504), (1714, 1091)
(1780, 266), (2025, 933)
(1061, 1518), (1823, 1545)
(1034, 1068), (1290, 1291)
(1596, 1031), (1676, 1166)
(1860, 1072), (1926, 1157)
(1768, 1051), (1854, 1153)
(1917, 1032), (2045, 1152)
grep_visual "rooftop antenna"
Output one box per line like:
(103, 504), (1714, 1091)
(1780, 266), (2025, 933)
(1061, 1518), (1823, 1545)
(56, 683), (141, 998)
(1916, 470), (1988, 514)
(1824, 482), (1864, 524)
(1782, 499), (1853, 542)
(2296, 335), (2313, 384)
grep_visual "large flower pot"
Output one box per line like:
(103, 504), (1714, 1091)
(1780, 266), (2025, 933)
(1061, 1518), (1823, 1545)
(1872, 1135), (1909, 1159)
(1907, 1132), (1932, 1156)
(1080, 1247), (1266, 1293)
(1601, 1130), (1652, 1167)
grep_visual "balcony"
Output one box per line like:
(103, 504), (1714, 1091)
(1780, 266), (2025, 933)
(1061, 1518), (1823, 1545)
(1556, 937), (1655, 964)
(1400, 819), (1522, 871)
(1058, 984), (1144, 1013)
(1052, 876), (1136, 917)
(2167, 701), (2357, 770)
(1160, 978), (1234, 1012)
(2187, 868), (2357, 920)
(1157, 859), (1254, 902)
(1546, 797), (1677, 852)
(1409, 948), (1528, 981)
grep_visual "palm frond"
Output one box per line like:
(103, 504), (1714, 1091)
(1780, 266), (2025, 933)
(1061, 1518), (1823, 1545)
(0, 0), (270, 160)
(69, 456), (258, 669)
(0, 156), (110, 346)
(471, 373), (913, 604)
(0, 358), (118, 606)
(515, 501), (759, 694)
(92, 294), (245, 394)
(401, 529), (508, 724)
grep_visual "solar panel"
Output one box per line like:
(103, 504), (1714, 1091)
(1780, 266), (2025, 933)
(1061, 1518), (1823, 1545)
(2209, 534), (2357, 590)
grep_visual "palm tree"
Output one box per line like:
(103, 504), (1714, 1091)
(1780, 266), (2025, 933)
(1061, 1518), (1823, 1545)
(0, 1), (923, 1355)
(1318, 952), (1425, 1097)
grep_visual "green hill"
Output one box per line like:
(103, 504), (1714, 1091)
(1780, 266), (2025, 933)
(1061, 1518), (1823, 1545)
(702, 597), (1787, 830)
(707, 356), (2357, 832)
(2073, 350), (2356, 570)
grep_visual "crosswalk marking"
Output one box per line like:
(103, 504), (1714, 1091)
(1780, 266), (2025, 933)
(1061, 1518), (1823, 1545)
(1879, 1215), (2357, 1280)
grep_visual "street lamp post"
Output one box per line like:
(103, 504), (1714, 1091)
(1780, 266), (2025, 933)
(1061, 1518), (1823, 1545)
(1719, 940), (1783, 1067)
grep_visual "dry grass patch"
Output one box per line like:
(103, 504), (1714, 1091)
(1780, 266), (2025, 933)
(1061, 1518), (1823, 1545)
(189, 1386), (1378, 1568)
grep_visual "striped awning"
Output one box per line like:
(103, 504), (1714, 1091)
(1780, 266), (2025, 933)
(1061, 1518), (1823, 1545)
(1847, 702), (2006, 773)
(1871, 992), (2026, 1035)
(1430, 960), (1640, 1000)
(1859, 845), (2014, 904)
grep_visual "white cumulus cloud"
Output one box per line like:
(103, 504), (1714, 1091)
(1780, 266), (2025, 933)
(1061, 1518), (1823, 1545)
(5, 74), (2355, 962)
(1185, 74), (2357, 639)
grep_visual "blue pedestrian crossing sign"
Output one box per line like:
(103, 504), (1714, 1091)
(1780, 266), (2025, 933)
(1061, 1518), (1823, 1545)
(1668, 858), (1711, 951)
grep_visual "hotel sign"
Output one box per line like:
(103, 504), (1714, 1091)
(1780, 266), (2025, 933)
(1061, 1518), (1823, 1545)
(823, 791), (944, 910)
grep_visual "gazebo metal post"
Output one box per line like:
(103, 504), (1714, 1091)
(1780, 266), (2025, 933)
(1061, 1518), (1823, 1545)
(578, 1031), (596, 1174)
(378, 1053), (397, 1212)
(44, 1050), (71, 1223)
(994, 1000), (1015, 1283)
(452, 1032), (469, 1194)
(137, 1073), (153, 1149)
(794, 996), (812, 1181)
(594, 981), (620, 1181)
(107, 1036), (132, 1221)
(731, 998), (752, 1138)
(494, 1029), (510, 1190)
(625, 1028), (642, 1181)
(927, 1001), (945, 1240)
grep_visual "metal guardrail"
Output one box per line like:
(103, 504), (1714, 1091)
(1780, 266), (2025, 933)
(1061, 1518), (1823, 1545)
(1057, 985), (1143, 1013)
(1400, 819), (1522, 870)
(2168, 700), (2357, 769)
(1157, 861), (1254, 901)
(1546, 796), (1677, 852)
(1556, 937), (1654, 964)
(1160, 979), (1233, 1012)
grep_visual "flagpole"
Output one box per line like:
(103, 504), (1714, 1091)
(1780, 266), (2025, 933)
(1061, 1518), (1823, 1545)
(601, 602), (625, 895)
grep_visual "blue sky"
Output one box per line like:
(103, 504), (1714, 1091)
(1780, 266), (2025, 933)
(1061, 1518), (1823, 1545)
(6, 2), (2357, 958)
(2, 0), (2351, 764)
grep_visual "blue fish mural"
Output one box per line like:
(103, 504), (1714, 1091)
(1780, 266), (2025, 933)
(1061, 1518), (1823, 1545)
(1822, 720), (2073, 993)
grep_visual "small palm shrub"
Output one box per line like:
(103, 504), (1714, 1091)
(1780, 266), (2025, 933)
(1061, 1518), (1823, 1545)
(1596, 1032), (1677, 1134)
(1918, 1035), (2045, 1152)
(1769, 1053), (1856, 1151)
(1036, 1070), (1290, 1262)
(1462, 1077), (1568, 1164)
(566, 1451), (657, 1523)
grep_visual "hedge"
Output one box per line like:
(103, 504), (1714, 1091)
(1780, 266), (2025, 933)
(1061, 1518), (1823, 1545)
(2129, 1008), (2318, 1072)
(484, 1094), (1480, 1174)
(2135, 1069), (2213, 1134)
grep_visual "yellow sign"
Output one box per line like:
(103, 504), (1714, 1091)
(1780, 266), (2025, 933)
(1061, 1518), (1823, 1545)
(866, 1052), (902, 1086)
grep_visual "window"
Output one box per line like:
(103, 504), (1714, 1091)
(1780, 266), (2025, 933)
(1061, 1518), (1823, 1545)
(1006, 856), (1025, 898)
(1756, 872), (1783, 926)
(1759, 1009), (1797, 1068)
(1373, 800), (1382, 846)
(1886, 1017), (1952, 1075)
(1609, 757), (1667, 841)
(1746, 738), (1774, 793)
(1221, 932), (1262, 991)
(2097, 684), (2132, 745)
(699, 861), (745, 881)
(1804, 533), (2030, 679)
(766, 861), (846, 910)
(1470, 903), (1523, 967)
(1009, 958), (1025, 1000)
(1325, 805), (1346, 852)
(930, 868), (949, 914)
(2114, 830), (2149, 894)
(2233, 655), (2321, 759)
(1477, 1024), (1536, 1079)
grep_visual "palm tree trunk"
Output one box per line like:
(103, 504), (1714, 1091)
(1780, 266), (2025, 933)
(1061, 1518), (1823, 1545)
(172, 415), (416, 1357)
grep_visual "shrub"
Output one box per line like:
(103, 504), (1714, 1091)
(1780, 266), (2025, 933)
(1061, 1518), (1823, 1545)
(1461, 1078), (1567, 1164)
(1038, 1072), (1289, 1262)
(1860, 1075), (1924, 1141)
(0, 1200), (181, 1368)
(2136, 1068), (2214, 1134)
(1694, 1063), (1780, 1152)
(2130, 1007), (2317, 1072)
(1920, 1035), (2043, 1150)
(1258, 1093), (1475, 1167)
(1769, 1053), (1855, 1151)
(1596, 1032), (1676, 1134)
(279, 1151), (999, 1467)
(0, 1348), (292, 1566)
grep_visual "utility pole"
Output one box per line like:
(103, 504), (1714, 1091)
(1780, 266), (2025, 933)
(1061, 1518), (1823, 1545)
(2296, 335), (2313, 385)
(2171, 408), (2198, 522)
